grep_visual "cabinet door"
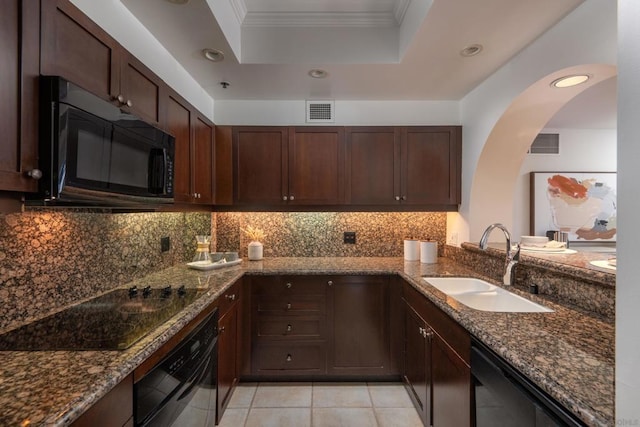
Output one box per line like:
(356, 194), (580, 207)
(401, 126), (461, 206)
(288, 127), (345, 205)
(345, 127), (400, 205)
(432, 333), (471, 427)
(41, 0), (120, 102)
(0, 0), (39, 193)
(192, 115), (214, 204)
(328, 276), (392, 376)
(404, 305), (430, 427)
(234, 127), (288, 205)
(119, 52), (162, 125)
(217, 304), (238, 424)
(166, 94), (192, 203)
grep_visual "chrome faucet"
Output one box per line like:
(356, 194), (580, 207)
(479, 223), (521, 286)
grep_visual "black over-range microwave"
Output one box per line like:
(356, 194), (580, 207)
(27, 76), (174, 207)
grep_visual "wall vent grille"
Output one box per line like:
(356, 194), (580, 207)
(306, 100), (334, 123)
(528, 133), (560, 154)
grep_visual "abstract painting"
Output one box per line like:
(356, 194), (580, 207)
(530, 172), (617, 241)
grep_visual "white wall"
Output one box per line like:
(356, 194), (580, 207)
(512, 128), (617, 239)
(69, 0), (214, 120)
(617, 0), (640, 422)
(213, 100), (460, 126)
(458, 0), (617, 242)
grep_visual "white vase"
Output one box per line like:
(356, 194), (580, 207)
(248, 241), (263, 260)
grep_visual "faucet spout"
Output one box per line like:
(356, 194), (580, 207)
(479, 223), (519, 285)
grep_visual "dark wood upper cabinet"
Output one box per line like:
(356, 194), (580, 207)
(346, 126), (461, 209)
(345, 127), (401, 205)
(233, 127), (289, 206)
(288, 127), (345, 205)
(166, 92), (214, 205)
(41, 0), (163, 126)
(401, 126), (461, 206)
(0, 0), (40, 193)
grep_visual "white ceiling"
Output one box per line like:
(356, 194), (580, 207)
(120, 0), (616, 129)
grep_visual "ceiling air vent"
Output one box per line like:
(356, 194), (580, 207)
(528, 133), (560, 155)
(306, 100), (334, 123)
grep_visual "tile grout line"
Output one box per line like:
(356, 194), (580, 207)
(367, 382), (382, 427)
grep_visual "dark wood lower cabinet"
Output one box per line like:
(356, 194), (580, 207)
(217, 280), (242, 424)
(71, 374), (133, 427)
(247, 275), (399, 380)
(402, 279), (471, 427)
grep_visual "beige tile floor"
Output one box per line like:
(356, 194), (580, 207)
(218, 382), (423, 427)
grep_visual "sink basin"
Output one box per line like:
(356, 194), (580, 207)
(423, 277), (553, 313)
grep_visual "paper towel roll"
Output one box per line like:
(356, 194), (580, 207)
(420, 241), (438, 264)
(404, 239), (420, 261)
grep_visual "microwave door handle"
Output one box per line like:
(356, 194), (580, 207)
(148, 148), (166, 194)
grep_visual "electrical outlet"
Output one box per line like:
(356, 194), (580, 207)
(449, 232), (458, 245)
(344, 231), (356, 244)
(161, 236), (170, 252)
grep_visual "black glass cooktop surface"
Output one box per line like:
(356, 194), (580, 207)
(0, 286), (204, 351)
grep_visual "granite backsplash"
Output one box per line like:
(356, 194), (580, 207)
(0, 211), (210, 332)
(1, 210), (446, 332)
(213, 212), (446, 258)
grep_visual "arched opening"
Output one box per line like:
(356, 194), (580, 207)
(467, 64), (617, 241)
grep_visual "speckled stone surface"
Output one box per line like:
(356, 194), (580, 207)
(0, 256), (613, 427)
(0, 211), (210, 333)
(447, 244), (615, 320)
(215, 212), (446, 257)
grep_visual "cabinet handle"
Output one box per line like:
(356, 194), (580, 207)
(426, 329), (434, 339)
(395, 196), (400, 201)
(327, 280), (333, 286)
(126, 99), (133, 108)
(225, 294), (236, 301)
(286, 282), (292, 289)
(116, 94), (125, 104)
(27, 169), (43, 180)
(286, 354), (292, 362)
(283, 196), (288, 201)
(289, 195), (295, 201)
(286, 324), (292, 332)
(219, 326), (226, 333)
(286, 303), (292, 310)
(401, 195), (406, 201)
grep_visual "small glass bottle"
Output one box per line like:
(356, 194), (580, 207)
(193, 235), (211, 262)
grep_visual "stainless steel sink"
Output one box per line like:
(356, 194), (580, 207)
(423, 277), (553, 313)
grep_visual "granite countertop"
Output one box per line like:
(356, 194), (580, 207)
(0, 257), (614, 426)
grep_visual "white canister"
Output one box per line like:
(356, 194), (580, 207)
(420, 241), (438, 264)
(248, 241), (264, 260)
(404, 239), (420, 261)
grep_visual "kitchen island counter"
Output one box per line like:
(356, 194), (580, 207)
(0, 257), (614, 426)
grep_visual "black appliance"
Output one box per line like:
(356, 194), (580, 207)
(28, 76), (174, 207)
(134, 308), (218, 427)
(0, 285), (204, 351)
(472, 337), (585, 427)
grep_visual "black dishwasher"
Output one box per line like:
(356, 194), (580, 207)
(471, 337), (585, 427)
(134, 308), (218, 427)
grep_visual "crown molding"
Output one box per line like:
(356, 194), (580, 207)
(242, 11), (398, 28)
(393, 0), (412, 25)
(229, 0), (247, 24)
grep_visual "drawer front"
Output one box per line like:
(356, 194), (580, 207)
(253, 343), (326, 373)
(256, 295), (325, 314)
(218, 280), (241, 317)
(251, 275), (329, 296)
(256, 317), (324, 339)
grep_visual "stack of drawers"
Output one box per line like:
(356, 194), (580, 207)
(250, 275), (329, 376)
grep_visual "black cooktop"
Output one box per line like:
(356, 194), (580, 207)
(0, 286), (204, 351)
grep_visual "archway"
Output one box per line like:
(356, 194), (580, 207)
(467, 64), (617, 241)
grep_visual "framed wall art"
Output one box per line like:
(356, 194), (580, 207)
(530, 172), (617, 242)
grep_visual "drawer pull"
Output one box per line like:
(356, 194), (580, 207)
(286, 324), (292, 332)
(286, 354), (292, 362)
(327, 280), (333, 286)
(219, 326), (226, 334)
(286, 282), (292, 289)
(286, 303), (292, 310)
(225, 294), (236, 301)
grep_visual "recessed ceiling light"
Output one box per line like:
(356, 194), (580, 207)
(551, 74), (590, 88)
(308, 69), (328, 79)
(202, 48), (224, 62)
(460, 44), (483, 57)
(167, 0), (189, 4)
